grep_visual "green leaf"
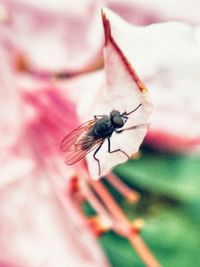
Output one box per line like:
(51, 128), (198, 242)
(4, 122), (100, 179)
(142, 208), (200, 267)
(115, 152), (200, 203)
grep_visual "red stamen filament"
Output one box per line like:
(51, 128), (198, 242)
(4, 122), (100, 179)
(88, 179), (161, 267)
(106, 172), (140, 203)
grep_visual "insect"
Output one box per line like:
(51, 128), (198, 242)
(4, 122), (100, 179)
(60, 103), (144, 176)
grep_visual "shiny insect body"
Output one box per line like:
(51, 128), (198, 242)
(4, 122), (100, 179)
(60, 103), (142, 176)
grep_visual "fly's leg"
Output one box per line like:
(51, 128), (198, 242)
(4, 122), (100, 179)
(107, 137), (130, 159)
(115, 123), (150, 134)
(93, 142), (104, 176)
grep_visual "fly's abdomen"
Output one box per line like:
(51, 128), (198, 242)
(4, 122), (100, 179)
(81, 135), (95, 150)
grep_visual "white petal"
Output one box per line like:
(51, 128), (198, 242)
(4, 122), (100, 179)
(85, 8), (152, 179)
(102, 8), (200, 152)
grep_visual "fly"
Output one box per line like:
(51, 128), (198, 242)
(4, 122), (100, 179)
(60, 103), (145, 176)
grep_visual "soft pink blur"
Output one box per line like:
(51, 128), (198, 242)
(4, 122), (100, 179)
(0, 10), (110, 266)
(0, 0), (103, 75)
(108, 0), (200, 25)
(1, 0), (200, 266)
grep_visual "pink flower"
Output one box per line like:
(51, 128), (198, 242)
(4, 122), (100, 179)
(0, 4), (163, 267)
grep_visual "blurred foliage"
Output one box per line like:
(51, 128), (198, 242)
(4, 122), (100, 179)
(116, 149), (200, 203)
(95, 148), (200, 267)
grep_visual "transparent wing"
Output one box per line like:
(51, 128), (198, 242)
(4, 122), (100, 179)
(60, 120), (104, 165)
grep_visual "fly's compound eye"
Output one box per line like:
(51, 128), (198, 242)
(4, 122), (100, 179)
(112, 115), (124, 128)
(110, 110), (120, 118)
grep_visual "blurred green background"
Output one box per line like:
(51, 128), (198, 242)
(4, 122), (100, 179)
(86, 147), (200, 267)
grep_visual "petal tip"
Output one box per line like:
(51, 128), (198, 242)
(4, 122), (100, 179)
(101, 7), (111, 46)
(140, 86), (148, 94)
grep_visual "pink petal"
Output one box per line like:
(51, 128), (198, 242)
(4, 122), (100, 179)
(0, 155), (109, 267)
(108, 0), (200, 25)
(107, 0), (160, 25)
(17, 77), (80, 166)
(0, 71), (110, 266)
(0, 36), (23, 151)
(0, 0), (103, 75)
(145, 131), (200, 153)
(58, 71), (105, 123)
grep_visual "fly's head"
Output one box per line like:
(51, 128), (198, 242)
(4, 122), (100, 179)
(116, 103), (142, 128)
(110, 110), (128, 128)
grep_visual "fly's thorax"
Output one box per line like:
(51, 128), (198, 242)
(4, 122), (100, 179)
(91, 117), (114, 138)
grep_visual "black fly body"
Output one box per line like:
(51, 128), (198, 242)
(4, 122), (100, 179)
(61, 103), (146, 176)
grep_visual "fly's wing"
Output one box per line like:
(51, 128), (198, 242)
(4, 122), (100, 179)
(60, 120), (104, 165)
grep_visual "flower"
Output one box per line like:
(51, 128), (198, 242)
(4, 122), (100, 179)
(0, 5), (161, 267)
